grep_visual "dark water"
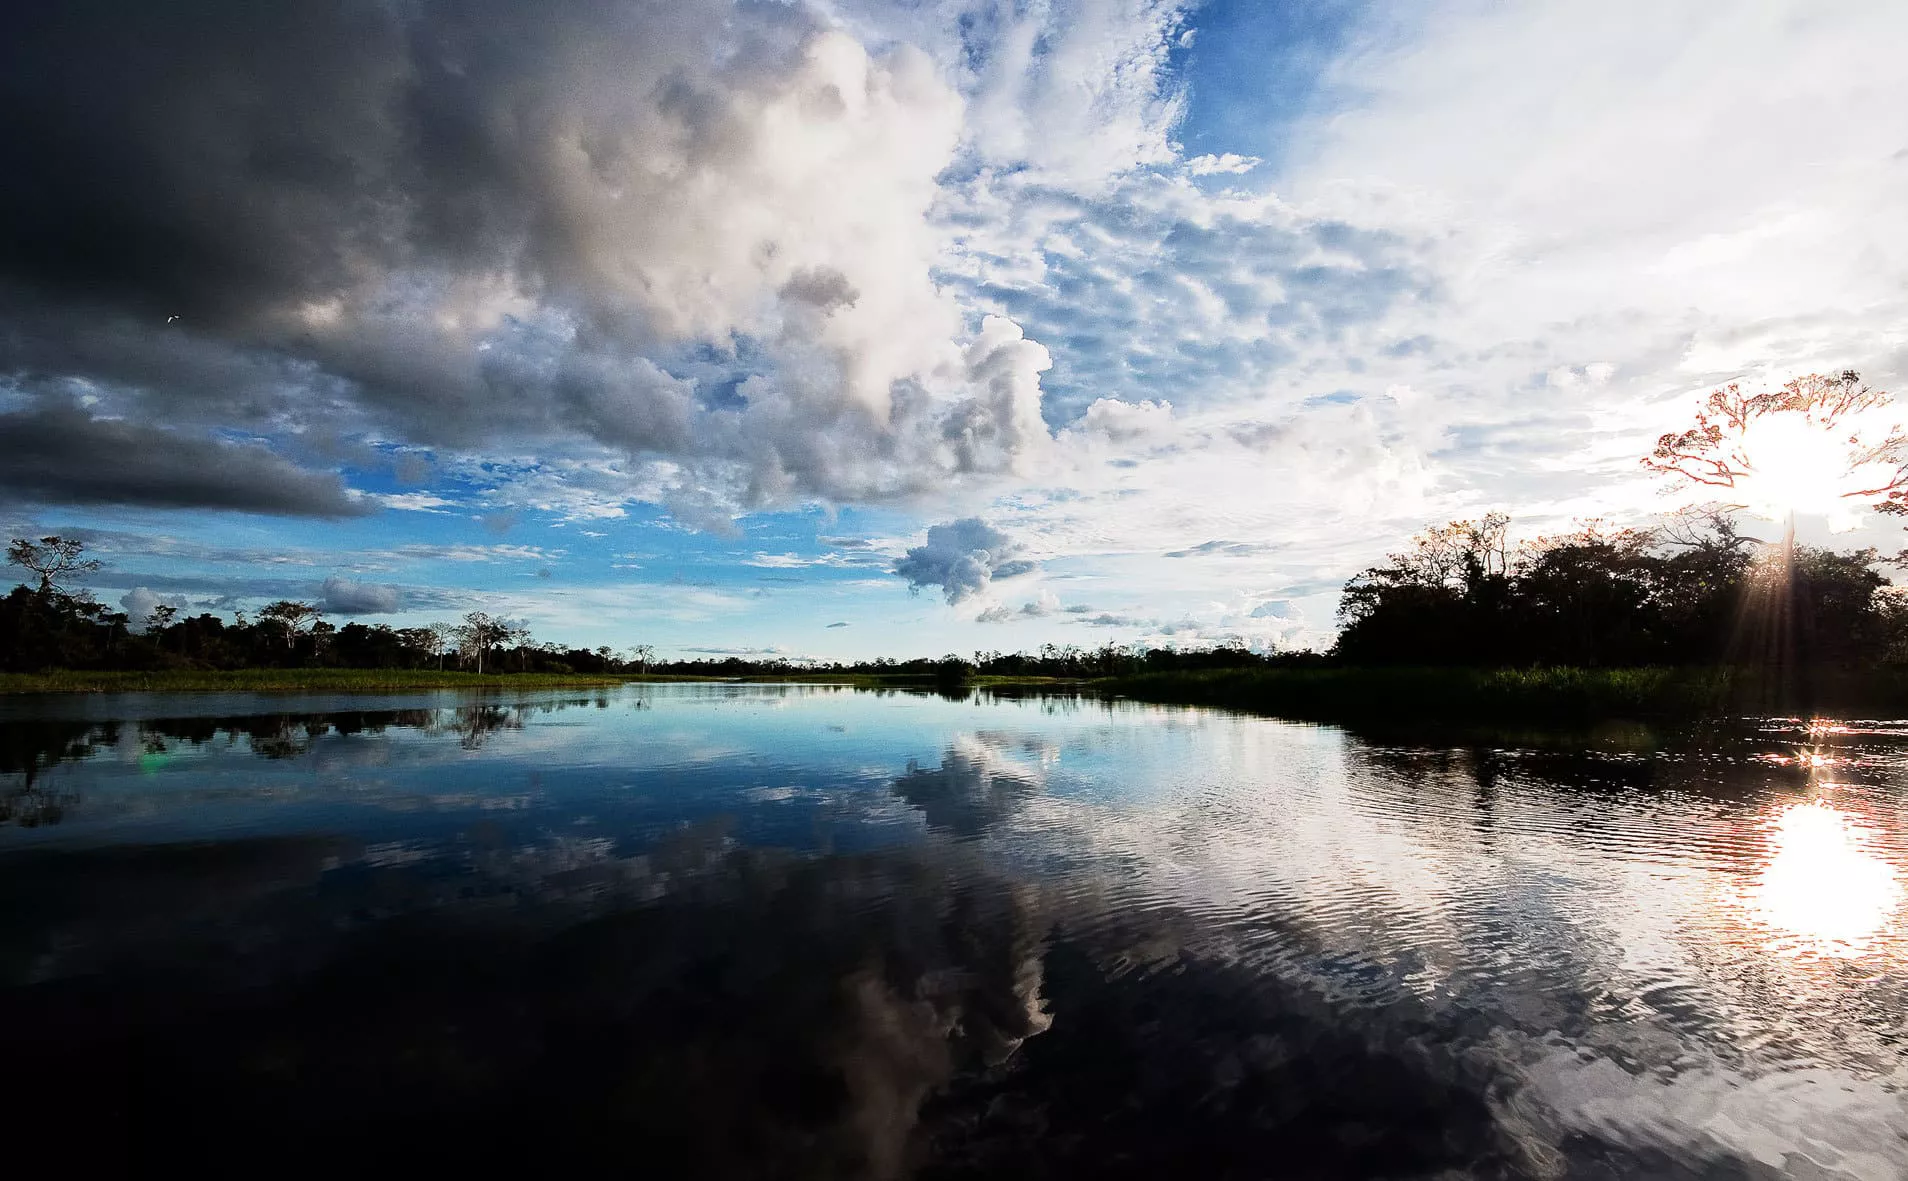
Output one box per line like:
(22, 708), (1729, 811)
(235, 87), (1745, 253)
(3, 685), (1905, 1177)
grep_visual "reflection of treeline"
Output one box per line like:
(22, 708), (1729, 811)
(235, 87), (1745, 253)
(2, 700), (608, 788)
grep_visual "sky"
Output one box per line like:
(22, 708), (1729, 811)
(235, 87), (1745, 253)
(4, 0), (1907, 660)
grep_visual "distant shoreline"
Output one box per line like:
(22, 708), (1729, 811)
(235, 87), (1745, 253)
(7, 666), (1906, 724)
(0, 668), (1081, 695)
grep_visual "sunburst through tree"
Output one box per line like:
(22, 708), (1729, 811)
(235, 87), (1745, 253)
(1644, 371), (1908, 704)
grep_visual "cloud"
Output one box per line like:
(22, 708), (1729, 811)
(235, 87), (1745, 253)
(1069, 398), (1176, 445)
(955, 0), (1190, 187)
(85, 570), (464, 613)
(1185, 153), (1261, 176)
(0, 402), (367, 517)
(1020, 589), (1061, 618)
(826, 621), (850, 628)
(0, 0), (1064, 523)
(893, 518), (1037, 605)
(1164, 540), (1278, 559)
(118, 587), (187, 630)
(321, 576), (401, 615)
(395, 543), (556, 563)
(938, 169), (1439, 429)
(377, 493), (456, 513)
(976, 588), (1060, 623)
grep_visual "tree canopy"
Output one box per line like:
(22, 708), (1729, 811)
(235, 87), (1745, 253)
(1334, 511), (1901, 667)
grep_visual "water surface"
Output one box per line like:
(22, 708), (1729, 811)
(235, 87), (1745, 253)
(4, 685), (1905, 1177)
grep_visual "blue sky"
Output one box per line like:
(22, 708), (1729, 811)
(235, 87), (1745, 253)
(4, 0), (1907, 659)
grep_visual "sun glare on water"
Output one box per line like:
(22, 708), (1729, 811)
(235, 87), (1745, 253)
(1748, 801), (1903, 959)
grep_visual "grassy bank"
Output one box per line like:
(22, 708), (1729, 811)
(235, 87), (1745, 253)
(0, 668), (639, 694)
(1098, 665), (1908, 724)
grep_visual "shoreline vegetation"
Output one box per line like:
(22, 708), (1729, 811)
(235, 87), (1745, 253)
(6, 665), (1908, 726)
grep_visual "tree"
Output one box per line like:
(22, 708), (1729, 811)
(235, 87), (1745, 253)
(7, 536), (101, 596)
(455, 611), (508, 675)
(257, 601), (323, 650)
(148, 604), (179, 651)
(504, 622), (533, 671)
(424, 621), (456, 670)
(628, 643), (654, 673)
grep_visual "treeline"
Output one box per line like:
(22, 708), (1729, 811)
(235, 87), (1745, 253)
(0, 585), (638, 677)
(651, 644), (1304, 681)
(1334, 512), (1907, 667)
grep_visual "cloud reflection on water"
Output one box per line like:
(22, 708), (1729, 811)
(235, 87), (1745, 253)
(5, 687), (1908, 1174)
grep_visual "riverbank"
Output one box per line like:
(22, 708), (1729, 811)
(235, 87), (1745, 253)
(0, 668), (1082, 695)
(1098, 665), (1908, 723)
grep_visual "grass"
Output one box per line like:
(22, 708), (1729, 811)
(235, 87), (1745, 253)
(1096, 665), (1908, 724)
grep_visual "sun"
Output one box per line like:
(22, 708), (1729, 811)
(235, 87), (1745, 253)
(1734, 412), (1903, 529)
(1645, 373), (1908, 532)
(1735, 415), (1866, 525)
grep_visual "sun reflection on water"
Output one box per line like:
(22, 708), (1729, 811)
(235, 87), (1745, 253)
(1747, 800), (1903, 959)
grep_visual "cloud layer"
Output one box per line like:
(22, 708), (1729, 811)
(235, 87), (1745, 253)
(0, 0), (1062, 519)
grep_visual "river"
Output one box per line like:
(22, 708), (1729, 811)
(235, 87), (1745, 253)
(2, 684), (1904, 1177)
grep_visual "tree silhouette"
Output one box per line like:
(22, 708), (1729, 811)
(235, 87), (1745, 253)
(257, 601), (323, 649)
(6, 536), (101, 596)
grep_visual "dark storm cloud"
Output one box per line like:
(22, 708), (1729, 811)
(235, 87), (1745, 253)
(0, 0), (1044, 519)
(0, 403), (367, 516)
